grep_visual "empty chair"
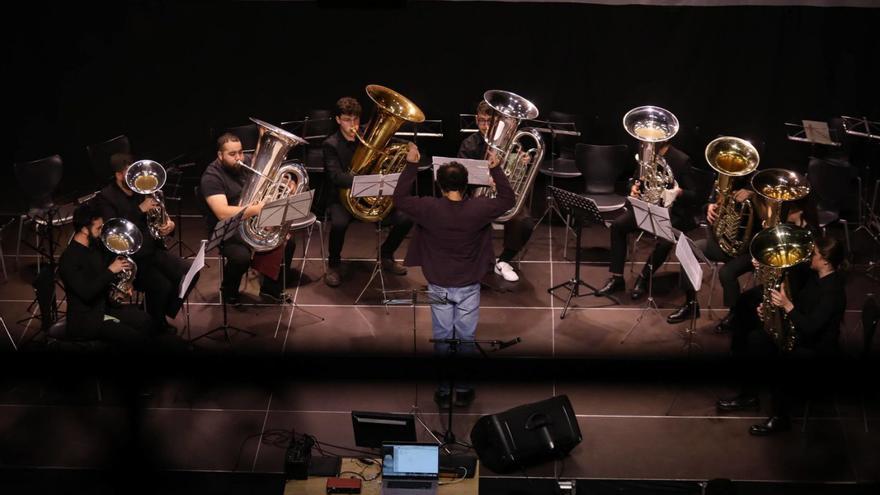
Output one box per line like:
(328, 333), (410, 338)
(539, 110), (582, 179)
(14, 155), (70, 271)
(86, 135), (131, 182)
(575, 143), (628, 212)
(689, 166), (717, 228)
(807, 156), (856, 254)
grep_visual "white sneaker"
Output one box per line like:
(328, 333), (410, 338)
(494, 260), (519, 282)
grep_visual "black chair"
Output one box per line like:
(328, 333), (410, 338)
(13, 155), (70, 271)
(300, 109), (336, 173)
(807, 156), (856, 255)
(539, 110), (582, 179)
(689, 166), (717, 228)
(574, 143), (628, 213)
(225, 123), (259, 152)
(86, 135), (131, 183)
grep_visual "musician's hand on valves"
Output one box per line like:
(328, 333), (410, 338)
(629, 180), (641, 198)
(733, 189), (753, 203)
(487, 149), (501, 169)
(109, 257), (132, 274)
(706, 203), (719, 225)
(769, 286), (794, 313)
(139, 197), (160, 213)
(406, 142), (420, 164)
(158, 220), (175, 236)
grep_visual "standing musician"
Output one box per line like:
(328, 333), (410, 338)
(59, 203), (153, 345)
(394, 147), (515, 409)
(458, 100), (537, 283)
(200, 133), (300, 305)
(594, 142), (701, 300)
(322, 96), (412, 288)
(97, 153), (190, 333)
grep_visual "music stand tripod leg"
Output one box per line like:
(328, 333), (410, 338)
(1, 317), (17, 351)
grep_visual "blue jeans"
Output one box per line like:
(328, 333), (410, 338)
(429, 283), (480, 394)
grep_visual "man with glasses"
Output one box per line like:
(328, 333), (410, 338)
(322, 96), (413, 287)
(458, 100), (536, 283)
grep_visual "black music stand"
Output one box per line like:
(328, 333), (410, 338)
(352, 173), (401, 309)
(530, 120), (581, 232)
(17, 207), (66, 331)
(843, 115), (880, 280)
(163, 161), (198, 258)
(547, 186), (619, 318)
(674, 233), (709, 352)
(1, 316), (15, 351)
(178, 239), (206, 341)
(191, 210), (252, 343)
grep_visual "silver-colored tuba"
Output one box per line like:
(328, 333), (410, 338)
(125, 160), (171, 242)
(473, 90), (545, 223)
(623, 106), (679, 206)
(237, 118), (309, 252)
(101, 218), (143, 304)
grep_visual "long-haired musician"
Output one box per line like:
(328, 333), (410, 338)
(457, 100), (537, 283)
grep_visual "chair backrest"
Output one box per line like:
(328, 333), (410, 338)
(225, 124), (259, 152)
(14, 155), (64, 209)
(303, 109), (336, 140)
(807, 157), (856, 214)
(547, 110), (581, 158)
(86, 135), (131, 182)
(690, 166), (717, 207)
(575, 143), (627, 195)
(862, 295), (879, 360)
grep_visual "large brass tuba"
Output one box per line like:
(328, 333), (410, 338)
(473, 90), (545, 223)
(750, 224), (815, 352)
(705, 137), (760, 256)
(125, 160), (171, 242)
(623, 106), (679, 206)
(101, 218), (143, 304)
(341, 85), (425, 223)
(751, 168), (810, 228)
(237, 118), (309, 252)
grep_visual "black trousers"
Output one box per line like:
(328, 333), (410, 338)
(326, 202), (412, 267)
(134, 249), (191, 328)
(220, 234), (296, 298)
(682, 235), (753, 308)
(608, 205), (691, 276)
(87, 306), (154, 348)
(498, 212), (537, 262)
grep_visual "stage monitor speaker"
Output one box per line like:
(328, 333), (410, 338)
(470, 395), (582, 473)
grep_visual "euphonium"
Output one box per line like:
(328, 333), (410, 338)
(623, 106), (679, 206)
(751, 169), (810, 228)
(341, 85), (425, 223)
(125, 160), (171, 242)
(472, 90), (545, 223)
(101, 218), (143, 304)
(237, 118), (309, 252)
(705, 137), (760, 256)
(750, 224), (814, 352)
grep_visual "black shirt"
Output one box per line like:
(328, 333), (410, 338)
(322, 129), (358, 196)
(789, 270), (846, 353)
(200, 158), (248, 231)
(59, 240), (117, 338)
(457, 132), (487, 160)
(97, 182), (158, 259)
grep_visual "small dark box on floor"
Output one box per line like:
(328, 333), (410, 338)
(326, 477), (361, 494)
(284, 435), (314, 480)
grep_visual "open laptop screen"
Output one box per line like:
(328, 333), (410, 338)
(381, 443), (439, 480)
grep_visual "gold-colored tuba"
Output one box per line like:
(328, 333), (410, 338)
(125, 160), (171, 243)
(705, 137), (760, 256)
(750, 224), (814, 352)
(340, 85), (425, 223)
(237, 118), (309, 252)
(101, 218), (143, 304)
(751, 168), (810, 228)
(473, 90), (545, 223)
(623, 106), (680, 206)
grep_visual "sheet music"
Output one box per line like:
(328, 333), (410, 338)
(351, 173), (401, 198)
(629, 197), (655, 234)
(675, 234), (703, 292)
(802, 120), (835, 145)
(431, 156), (491, 186)
(179, 240), (206, 298)
(258, 190), (314, 228)
(649, 203), (677, 242)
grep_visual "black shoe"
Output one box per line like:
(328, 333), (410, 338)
(434, 390), (452, 410)
(325, 267), (342, 288)
(715, 312), (735, 334)
(595, 276), (625, 297)
(716, 394), (760, 412)
(259, 290), (292, 303)
(381, 258), (407, 275)
(667, 301), (700, 324)
(749, 416), (791, 436)
(454, 389), (475, 408)
(630, 275), (647, 300)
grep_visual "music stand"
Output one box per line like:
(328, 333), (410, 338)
(530, 120), (581, 233)
(620, 197), (677, 344)
(178, 239), (206, 341)
(191, 210), (253, 343)
(164, 161), (198, 258)
(352, 173), (401, 309)
(674, 233), (709, 352)
(2, 316), (16, 351)
(546, 186), (619, 318)
(785, 120), (843, 146)
(843, 115), (880, 279)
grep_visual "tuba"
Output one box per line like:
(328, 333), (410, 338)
(340, 85), (425, 223)
(473, 90), (545, 223)
(751, 168), (811, 228)
(101, 218), (143, 304)
(623, 106), (679, 206)
(750, 224), (815, 352)
(125, 160), (171, 242)
(705, 137), (760, 256)
(237, 118), (309, 252)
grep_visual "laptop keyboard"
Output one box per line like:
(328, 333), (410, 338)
(386, 481), (433, 490)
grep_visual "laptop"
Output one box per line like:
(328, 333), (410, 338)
(380, 442), (439, 495)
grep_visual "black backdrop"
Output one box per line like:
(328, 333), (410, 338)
(7, 1), (880, 195)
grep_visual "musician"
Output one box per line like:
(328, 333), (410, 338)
(201, 133), (299, 304)
(58, 203), (153, 345)
(97, 153), (190, 332)
(595, 143), (700, 299)
(718, 235), (846, 436)
(322, 96), (412, 288)
(394, 147), (515, 409)
(457, 100), (537, 283)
